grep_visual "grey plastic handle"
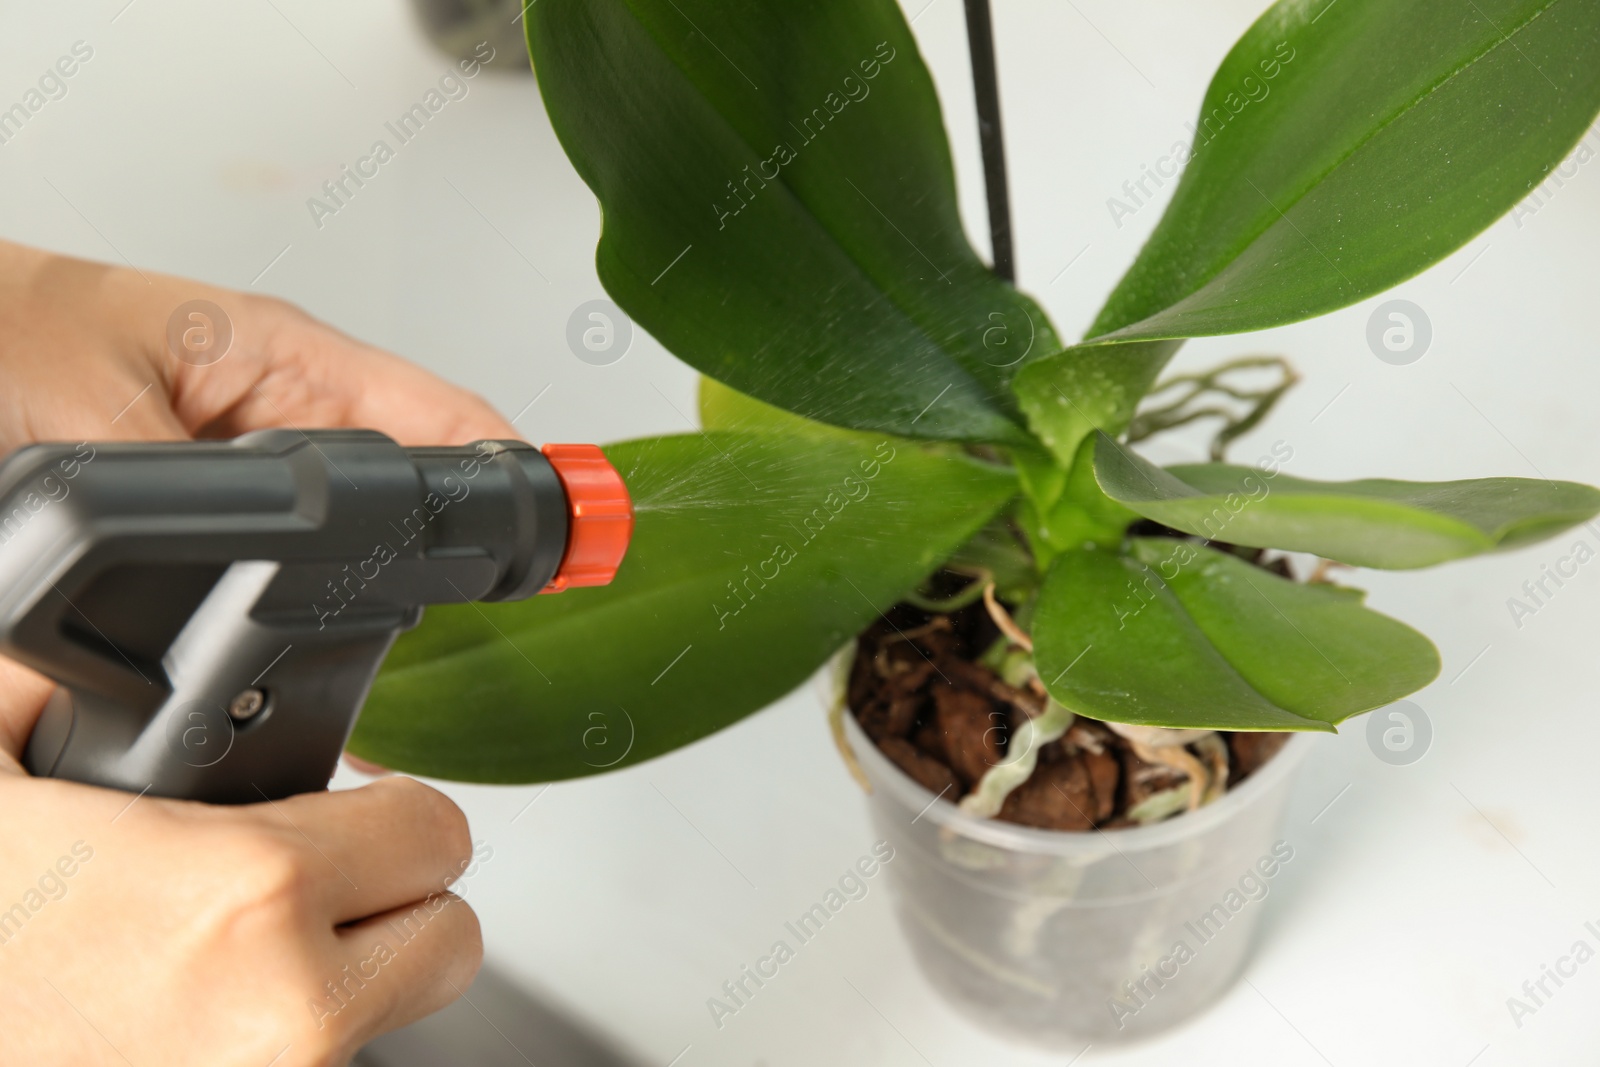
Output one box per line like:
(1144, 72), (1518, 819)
(0, 429), (568, 803)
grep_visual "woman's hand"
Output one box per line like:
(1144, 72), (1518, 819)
(0, 240), (516, 1065)
(0, 240), (517, 453)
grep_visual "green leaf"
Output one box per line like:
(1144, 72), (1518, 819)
(1093, 432), (1600, 569)
(1032, 540), (1439, 732)
(528, 0), (1058, 444)
(1014, 0), (1600, 465)
(1011, 338), (1182, 468)
(701, 375), (1042, 599)
(1091, 0), (1600, 342)
(351, 429), (1016, 782)
(698, 375), (840, 440)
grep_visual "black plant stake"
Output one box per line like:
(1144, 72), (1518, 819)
(963, 0), (1014, 282)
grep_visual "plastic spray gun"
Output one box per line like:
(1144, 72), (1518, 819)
(0, 429), (632, 803)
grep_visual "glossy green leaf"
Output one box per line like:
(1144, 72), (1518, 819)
(1014, 0), (1600, 464)
(1091, 0), (1600, 342)
(1094, 432), (1600, 568)
(1011, 338), (1182, 467)
(699, 375), (840, 439)
(527, 0), (1057, 444)
(352, 430), (1016, 782)
(1032, 540), (1439, 731)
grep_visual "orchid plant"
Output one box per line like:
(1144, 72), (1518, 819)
(350, 0), (1600, 791)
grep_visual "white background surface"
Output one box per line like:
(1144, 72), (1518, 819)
(3, 1), (1599, 1064)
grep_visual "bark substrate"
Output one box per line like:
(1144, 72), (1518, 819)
(849, 554), (1291, 832)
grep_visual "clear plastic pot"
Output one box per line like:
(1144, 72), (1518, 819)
(832, 671), (1316, 1048)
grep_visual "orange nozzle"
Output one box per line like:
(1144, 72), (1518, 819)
(539, 444), (633, 593)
